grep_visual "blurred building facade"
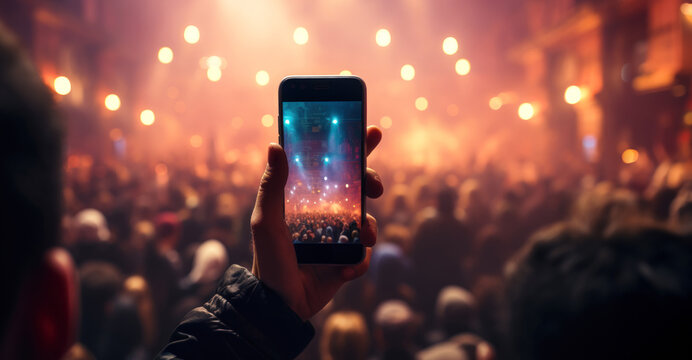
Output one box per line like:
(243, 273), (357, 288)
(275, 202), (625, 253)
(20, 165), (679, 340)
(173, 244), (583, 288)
(508, 0), (692, 179)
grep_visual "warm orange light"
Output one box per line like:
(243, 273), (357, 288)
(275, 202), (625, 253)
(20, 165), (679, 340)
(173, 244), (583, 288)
(184, 25), (200, 44)
(380, 116), (392, 129)
(518, 103), (535, 120)
(293, 27), (309, 45)
(340, 70), (352, 76)
(261, 114), (274, 127)
(375, 29), (391, 47)
(109, 128), (123, 141)
(224, 150), (239, 164)
(401, 64), (415, 81)
(446, 104), (459, 116)
(682, 3), (692, 16)
(564, 85), (582, 104)
(684, 112), (692, 126)
(415, 97), (428, 111)
(489, 97), (503, 110)
(442, 37), (458, 55)
(104, 94), (121, 111)
(53, 76), (71, 95)
(158, 47), (173, 64)
(190, 135), (203, 148)
(140, 109), (155, 126)
(256, 70), (270, 86)
(231, 117), (243, 129)
(207, 67), (222, 82)
(621, 149), (639, 164)
(206, 56), (222, 69)
(455, 58), (470, 76)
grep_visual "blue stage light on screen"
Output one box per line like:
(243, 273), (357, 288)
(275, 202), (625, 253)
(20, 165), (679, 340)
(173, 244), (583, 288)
(332, 118), (338, 124)
(294, 156), (300, 162)
(285, 119), (290, 125)
(324, 157), (330, 163)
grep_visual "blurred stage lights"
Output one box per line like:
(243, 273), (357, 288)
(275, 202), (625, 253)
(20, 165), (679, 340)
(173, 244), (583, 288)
(442, 37), (458, 55)
(261, 114), (274, 127)
(401, 64), (415, 81)
(682, 3), (692, 16)
(375, 29), (391, 47)
(190, 135), (203, 148)
(332, 118), (338, 124)
(489, 97), (503, 110)
(621, 148), (639, 164)
(564, 85), (582, 104)
(285, 119), (290, 125)
(207, 67), (222, 82)
(206, 56), (222, 69)
(158, 47), (173, 64)
(140, 109), (155, 126)
(293, 27), (309, 45)
(340, 70), (352, 75)
(184, 25), (200, 44)
(104, 94), (121, 111)
(415, 97), (428, 111)
(256, 70), (270, 86)
(380, 116), (392, 129)
(455, 59), (471, 76)
(518, 103), (535, 120)
(53, 76), (71, 95)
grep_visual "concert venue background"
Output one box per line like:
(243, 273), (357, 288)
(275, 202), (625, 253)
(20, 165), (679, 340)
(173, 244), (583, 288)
(283, 101), (363, 244)
(4, 0), (692, 359)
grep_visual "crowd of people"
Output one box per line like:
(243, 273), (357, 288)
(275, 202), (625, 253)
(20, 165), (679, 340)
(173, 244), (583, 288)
(287, 212), (361, 243)
(3, 20), (692, 360)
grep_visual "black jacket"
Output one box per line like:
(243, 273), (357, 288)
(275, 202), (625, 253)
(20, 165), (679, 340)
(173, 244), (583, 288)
(157, 265), (315, 359)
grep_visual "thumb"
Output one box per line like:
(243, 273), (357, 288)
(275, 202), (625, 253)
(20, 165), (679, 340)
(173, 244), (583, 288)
(251, 143), (289, 236)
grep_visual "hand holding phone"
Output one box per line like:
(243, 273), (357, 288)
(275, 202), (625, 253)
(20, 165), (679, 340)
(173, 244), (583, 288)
(250, 126), (383, 321)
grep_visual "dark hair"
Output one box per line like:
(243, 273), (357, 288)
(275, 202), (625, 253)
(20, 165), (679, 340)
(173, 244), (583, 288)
(505, 223), (692, 360)
(0, 23), (63, 337)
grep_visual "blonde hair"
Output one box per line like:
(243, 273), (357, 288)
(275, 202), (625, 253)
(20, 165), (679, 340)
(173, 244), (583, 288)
(320, 311), (369, 360)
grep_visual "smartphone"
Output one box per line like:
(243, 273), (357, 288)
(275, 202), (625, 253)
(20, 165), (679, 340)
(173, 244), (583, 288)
(279, 76), (366, 264)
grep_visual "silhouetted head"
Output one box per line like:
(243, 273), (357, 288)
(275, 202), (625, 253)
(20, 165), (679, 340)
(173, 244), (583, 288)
(505, 222), (692, 360)
(321, 311), (370, 360)
(0, 22), (74, 360)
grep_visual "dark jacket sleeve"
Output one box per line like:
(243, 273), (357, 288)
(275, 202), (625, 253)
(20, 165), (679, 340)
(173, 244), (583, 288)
(157, 265), (315, 360)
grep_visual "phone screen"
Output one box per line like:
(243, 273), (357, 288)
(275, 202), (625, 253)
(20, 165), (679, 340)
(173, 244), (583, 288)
(282, 100), (363, 245)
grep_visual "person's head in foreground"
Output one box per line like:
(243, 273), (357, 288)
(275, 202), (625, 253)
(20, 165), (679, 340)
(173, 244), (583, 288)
(505, 222), (692, 360)
(0, 23), (74, 360)
(320, 311), (370, 360)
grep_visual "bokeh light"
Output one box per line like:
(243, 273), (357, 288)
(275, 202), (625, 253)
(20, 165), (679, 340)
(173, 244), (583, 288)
(190, 134), (203, 148)
(206, 56), (222, 69)
(158, 47), (173, 64)
(380, 116), (392, 129)
(104, 94), (121, 111)
(518, 102), (535, 120)
(442, 36), (458, 55)
(293, 27), (309, 45)
(340, 70), (352, 75)
(207, 67), (222, 82)
(564, 85), (582, 104)
(621, 148), (639, 164)
(184, 25), (200, 44)
(682, 3), (692, 16)
(489, 96), (503, 110)
(415, 97), (429, 111)
(455, 58), (471, 76)
(401, 64), (415, 81)
(375, 29), (391, 47)
(446, 104), (459, 116)
(256, 70), (270, 86)
(53, 76), (71, 95)
(261, 114), (274, 127)
(140, 109), (155, 126)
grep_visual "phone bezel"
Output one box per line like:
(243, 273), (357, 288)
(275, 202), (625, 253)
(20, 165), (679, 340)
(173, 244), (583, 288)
(278, 75), (366, 265)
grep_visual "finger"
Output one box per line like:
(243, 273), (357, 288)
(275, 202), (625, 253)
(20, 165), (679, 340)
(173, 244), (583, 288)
(365, 167), (383, 198)
(359, 213), (377, 247)
(251, 143), (289, 239)
(341, 247), (373, 281)
(366, 126), (382, 157)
